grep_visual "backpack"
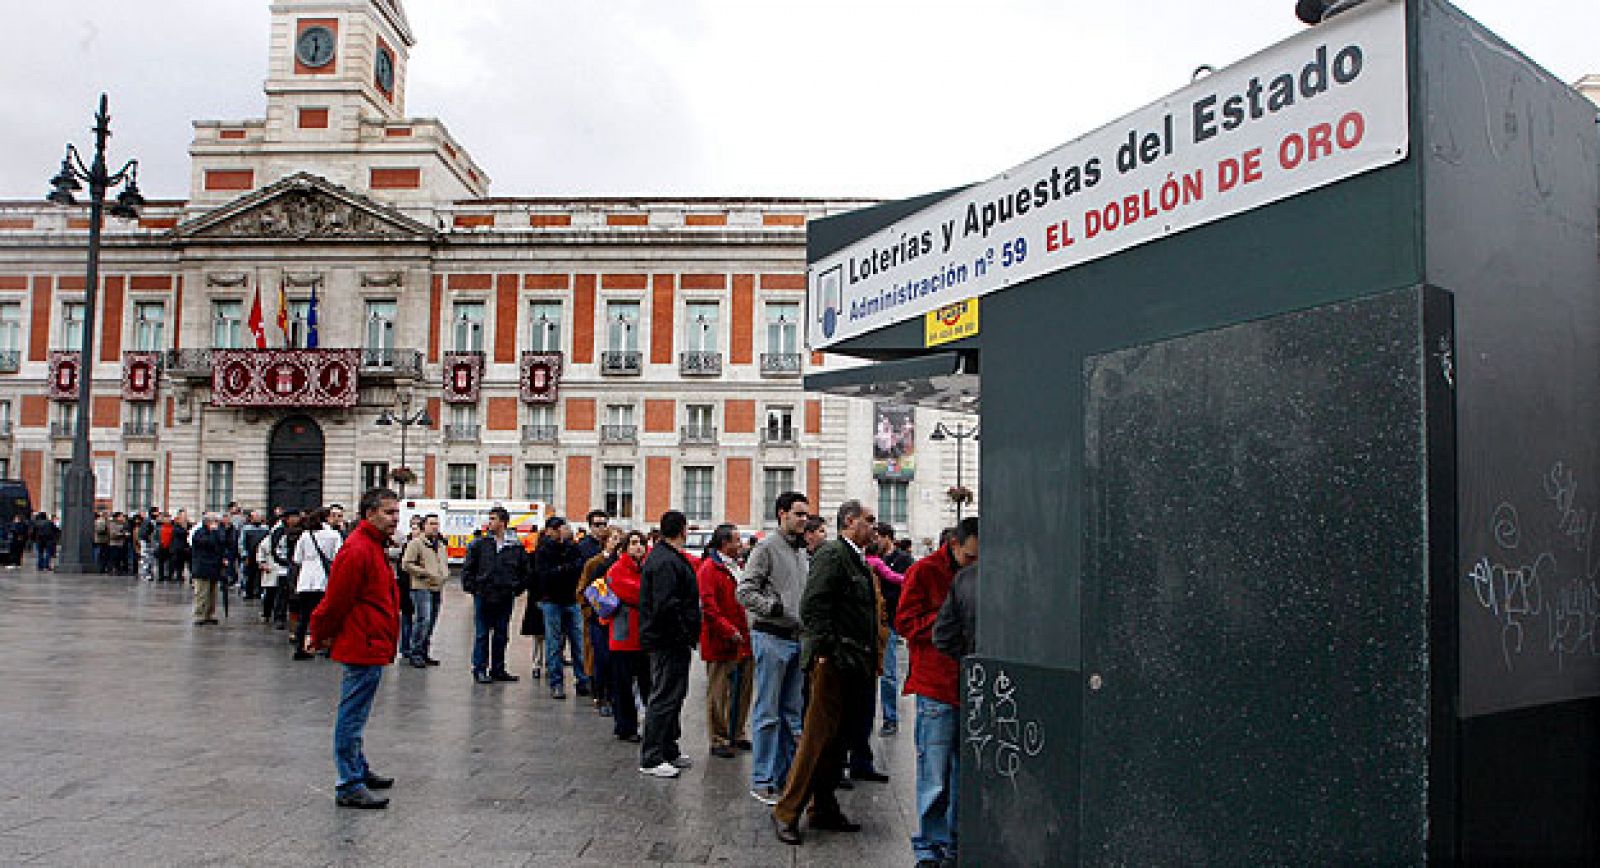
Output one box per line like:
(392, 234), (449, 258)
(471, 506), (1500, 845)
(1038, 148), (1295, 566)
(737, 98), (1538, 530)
(584, 575), (620, 620)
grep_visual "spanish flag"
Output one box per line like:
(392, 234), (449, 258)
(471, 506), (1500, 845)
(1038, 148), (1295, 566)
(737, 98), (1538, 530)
(275, 279), (289, 345)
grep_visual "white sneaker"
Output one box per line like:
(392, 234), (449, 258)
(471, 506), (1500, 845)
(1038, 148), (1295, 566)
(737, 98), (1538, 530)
(669, 756), (693, 769)
(750, 786), (779, 806)
(639, 762), (680, 779)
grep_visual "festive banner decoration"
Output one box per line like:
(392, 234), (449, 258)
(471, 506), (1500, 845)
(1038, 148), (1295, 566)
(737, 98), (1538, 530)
(48, 351), (80, 401)
(121, 352), (161, 401)
(872, 402), (916, 480)
(520, 351), (563, 404)
(210, 349), (359, 407)
(442, 352), (483, 403)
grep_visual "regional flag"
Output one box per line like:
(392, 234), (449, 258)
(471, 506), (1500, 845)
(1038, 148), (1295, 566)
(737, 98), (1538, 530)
(307, 284), (320, 349)
(275, 280), (290, 344)
(247, 285), (267, 349)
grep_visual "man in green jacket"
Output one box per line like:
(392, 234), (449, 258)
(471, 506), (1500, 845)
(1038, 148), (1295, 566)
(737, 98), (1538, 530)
(772, 499), (881, 845)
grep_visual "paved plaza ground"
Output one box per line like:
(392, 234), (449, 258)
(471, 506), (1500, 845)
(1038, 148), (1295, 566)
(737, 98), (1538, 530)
(0, 566), (920, 866)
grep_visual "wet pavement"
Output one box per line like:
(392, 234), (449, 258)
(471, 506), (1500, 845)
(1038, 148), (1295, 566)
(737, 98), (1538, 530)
(0, 566), (919, 866)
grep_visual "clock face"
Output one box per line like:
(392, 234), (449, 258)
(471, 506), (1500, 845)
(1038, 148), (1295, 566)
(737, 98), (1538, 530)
(296, 26), (335, 68)
(375, 46), (395, 92)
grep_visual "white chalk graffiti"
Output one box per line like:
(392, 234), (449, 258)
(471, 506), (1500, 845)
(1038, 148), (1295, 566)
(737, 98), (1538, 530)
(965, 663), (1046, 791)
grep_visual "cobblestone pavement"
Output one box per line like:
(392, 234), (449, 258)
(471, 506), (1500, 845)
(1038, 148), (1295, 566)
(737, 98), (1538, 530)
(0, 566), (919, 866)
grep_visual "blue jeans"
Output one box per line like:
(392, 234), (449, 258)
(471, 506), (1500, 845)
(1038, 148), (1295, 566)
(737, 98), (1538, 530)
(913, 696), (959, 861)
(587, 617), (612, 702)
(540, 602), (589, 690)
(36, 541), (55, 570)
(748, 631), (804, 790)
(471, 595), (514, 675)
(409, 590), (440, 660)
(334, 664), (384, 793)
(879, 629), (900, 723)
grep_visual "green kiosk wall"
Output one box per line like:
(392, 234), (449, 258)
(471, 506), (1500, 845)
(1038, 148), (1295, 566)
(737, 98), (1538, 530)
(808, 1), (1600, 862)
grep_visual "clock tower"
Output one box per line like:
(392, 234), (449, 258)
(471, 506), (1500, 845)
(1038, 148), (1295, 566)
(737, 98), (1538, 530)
(188, 0), (489, 209)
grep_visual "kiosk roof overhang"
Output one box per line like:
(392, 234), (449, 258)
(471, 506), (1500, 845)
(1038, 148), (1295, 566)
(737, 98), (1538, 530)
(804, 351), (978, 413)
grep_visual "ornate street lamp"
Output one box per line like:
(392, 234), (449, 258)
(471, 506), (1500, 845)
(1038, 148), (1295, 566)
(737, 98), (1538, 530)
(930, 420), (980, 522)
(376, 393), (432, 498)
(46, 94), (143, 574)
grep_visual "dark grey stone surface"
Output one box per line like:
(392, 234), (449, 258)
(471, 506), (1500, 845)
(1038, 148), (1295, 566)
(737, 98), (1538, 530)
(0, 568), (917, 866)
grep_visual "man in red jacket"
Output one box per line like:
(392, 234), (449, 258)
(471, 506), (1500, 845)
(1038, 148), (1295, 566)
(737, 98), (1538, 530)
(307, 487), (402, 809)
(894, 516), (978, 868)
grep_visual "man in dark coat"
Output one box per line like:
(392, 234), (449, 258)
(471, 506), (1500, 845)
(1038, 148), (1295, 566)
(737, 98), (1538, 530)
(189, 513), (232, 625)
(32, 513), (59, 571)
(772, 499), (881, 845)
(637, 510), (702, 778)
(461, 507), (529, 685)
(532, 516), (589, 699)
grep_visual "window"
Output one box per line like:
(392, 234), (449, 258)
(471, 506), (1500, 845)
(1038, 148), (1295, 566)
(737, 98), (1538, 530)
(604, 465), (634, 519)
(686, 403), (714, 437)
(133, 302), (165, 351)
(766, 302), (799, 354)
(764, 406), (795, 442)
(128, 402), (156, 431)
(878, 480), (909, 526)
(360, 462), (390, 493)
(448, 463), (478, 499)
(685, 301), (719, 352)
(0, 400), (12, 428)
(606, 301), (639, 351)
(0, 302), (21, 352)
(449, 403), (478, 427)
(365, 300), (396, 353)
(0, 458), (9, 479)
(763, 467), (796, 520)
(605, 404), (634, 427)
(55, 460), (70, 516)
(287, 299), (312, 348)
(127, 460), (155, 515)
(61, 302), (85, 350)
(52, 401), (76, 435)
(683, 466), (714, 522)
(206, 461), (235, 513)
(211, 300), (243, 349)
(524, 463), (555, 504)
(452, 301), (485, 352)
(528, 404), (554, 427)
(528, 301), (562, 352)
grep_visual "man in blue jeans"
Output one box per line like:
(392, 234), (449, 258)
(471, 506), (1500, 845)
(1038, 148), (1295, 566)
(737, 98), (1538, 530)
(460, 508), (529, 685)
(735, 491), (812, 805)
(532, 516), (589, 699)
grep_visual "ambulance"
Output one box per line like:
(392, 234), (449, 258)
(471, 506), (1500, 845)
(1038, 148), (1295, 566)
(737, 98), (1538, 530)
(397, 499), (548, 563)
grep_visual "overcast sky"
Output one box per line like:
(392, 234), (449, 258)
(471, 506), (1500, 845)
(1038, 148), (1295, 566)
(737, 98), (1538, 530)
(1, 1), (1594, 201)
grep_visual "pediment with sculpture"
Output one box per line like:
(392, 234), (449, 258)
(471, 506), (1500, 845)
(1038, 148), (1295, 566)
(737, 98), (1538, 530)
(177, 172), (434, 242)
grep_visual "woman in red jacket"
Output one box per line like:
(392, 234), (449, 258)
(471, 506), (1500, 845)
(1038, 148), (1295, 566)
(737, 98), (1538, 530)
(606, 531), (652, 742)
(698, 524), (753, 759)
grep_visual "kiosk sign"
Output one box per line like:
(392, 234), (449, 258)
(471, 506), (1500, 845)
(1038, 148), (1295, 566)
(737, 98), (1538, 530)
(808, 0), (1408, 349)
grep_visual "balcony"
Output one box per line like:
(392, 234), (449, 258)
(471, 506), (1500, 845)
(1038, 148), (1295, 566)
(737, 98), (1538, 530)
(444, 424), (480, 443)
(601, 350), (642, 376)
(680, 425), (718, 446)
(123, 421), (158, 438)
(600, 424), (638, 444)
(360, 348), (424, 379)
(0, 350), (19, 373)
(761, 427), (798, 446)
(49, 422), (76, 439)
(679, 351), (722, 377)
(164, 349), (215, 379)
(760, 352), (802, 377)
(522, 424), (558, 445)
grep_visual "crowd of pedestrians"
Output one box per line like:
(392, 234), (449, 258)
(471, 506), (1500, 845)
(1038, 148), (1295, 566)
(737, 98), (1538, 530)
(37, 485), (975, 866)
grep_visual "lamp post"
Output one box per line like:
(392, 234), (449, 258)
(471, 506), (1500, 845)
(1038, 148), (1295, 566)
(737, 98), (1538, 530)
(46, 94), (144, 574)
(930, 420), (980, 522)
(376, 393), (432, 498)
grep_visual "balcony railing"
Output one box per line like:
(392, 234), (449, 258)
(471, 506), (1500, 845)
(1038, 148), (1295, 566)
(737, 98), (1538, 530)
(0, 350), (19, 373)
(679, 351), (722, 377)
(123, 421), (158, 438)
(600, 424), (638, 444)
(601, 350), (642, 376)
(522, 424), (558, 444)
(761, 427), (798, 446)
(680, 425), (718, 445)
(445, 424), (480, 442)
(164, 349), (215, 378)
(360, 348), (424, 378)
(760, 352), (802, 376)
(49, 422), (76, 439)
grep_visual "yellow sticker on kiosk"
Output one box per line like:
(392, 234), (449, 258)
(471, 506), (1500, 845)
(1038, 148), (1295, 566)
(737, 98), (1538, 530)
(925, 299), (979, 347)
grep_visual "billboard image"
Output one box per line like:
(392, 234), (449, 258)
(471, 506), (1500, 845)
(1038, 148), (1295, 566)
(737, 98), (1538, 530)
(873, 403), (916, 480)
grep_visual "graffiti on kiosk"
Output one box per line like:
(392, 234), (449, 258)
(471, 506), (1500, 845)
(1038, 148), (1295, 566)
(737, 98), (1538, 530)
(965, 663), (1046, 791)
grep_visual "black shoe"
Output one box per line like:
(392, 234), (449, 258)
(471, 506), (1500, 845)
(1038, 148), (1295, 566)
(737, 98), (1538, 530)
(530, 666), (542, 679)
(711, 745), (736, 759)
(491, 671), (520, 683)
(409, 657), (428, 669)
(203, 618), (220, 625)
(335, 787), (389, 809)
(474, 671), (493, 685)
(575, 682), (591, 697)
(880, 720), (899, 736)
(425, 657), (441, 666)
(362, 774), (394, 790)
(616, 732), (641, 743)
(852, 769), (890, 783)
(836, 775), (855, 790)
(293, 651), (314, 661)
(734, 739), (753, 751)
(808, 813), (861, 833)
(773, 815), (802, 845)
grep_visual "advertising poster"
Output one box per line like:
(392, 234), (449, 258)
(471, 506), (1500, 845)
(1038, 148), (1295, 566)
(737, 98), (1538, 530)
(873, 403), (916, 480)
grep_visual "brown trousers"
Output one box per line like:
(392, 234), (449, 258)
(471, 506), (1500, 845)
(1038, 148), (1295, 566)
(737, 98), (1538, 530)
(773, 657), (866, 826)
(191, 578), (217, 621)
(705, 658), (754, 748)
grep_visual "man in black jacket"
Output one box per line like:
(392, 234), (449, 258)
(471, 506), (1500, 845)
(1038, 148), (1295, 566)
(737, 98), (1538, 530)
(461, 507), (529, 685)
(638, 510), (701, 778)
(532, 516), (589, 700)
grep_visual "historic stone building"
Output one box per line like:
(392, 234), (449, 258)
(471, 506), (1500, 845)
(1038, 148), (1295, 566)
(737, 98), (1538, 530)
(0, 0), (980, 542)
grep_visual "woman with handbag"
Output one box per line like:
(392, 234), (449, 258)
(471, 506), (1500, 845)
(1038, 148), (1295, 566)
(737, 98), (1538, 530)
(291, 507), (344, 661)
(576, 527), (619, 716)
(605, 531), (652, 742)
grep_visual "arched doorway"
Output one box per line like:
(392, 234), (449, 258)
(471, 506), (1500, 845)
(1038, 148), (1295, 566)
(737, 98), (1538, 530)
(267, 415), (325, 511)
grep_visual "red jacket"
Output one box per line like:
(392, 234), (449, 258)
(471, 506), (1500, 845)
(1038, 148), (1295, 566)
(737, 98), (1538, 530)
(309, 520), (399, 666)
(697, 552), (752, 662)
(894, 544), (963, 706)
(607, 553), (645, 652)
